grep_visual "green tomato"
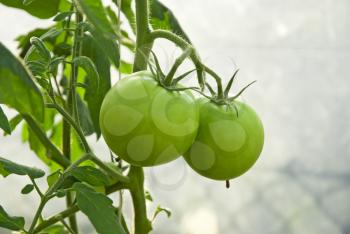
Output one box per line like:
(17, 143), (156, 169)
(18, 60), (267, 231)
(183, 99), (264, 180)
(100, 71), (199, 166)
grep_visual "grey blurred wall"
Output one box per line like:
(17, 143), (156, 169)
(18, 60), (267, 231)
(1, 0), (349, 233)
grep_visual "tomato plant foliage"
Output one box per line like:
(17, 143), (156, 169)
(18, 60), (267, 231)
(0, 0), (264, 233)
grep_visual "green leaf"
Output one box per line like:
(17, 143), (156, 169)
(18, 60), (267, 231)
(0, 0), (60, 19)
(40, 28), (63, 40)
(81, 35), (111, 138)
(49, 56), (65, 74)
(145, 191), (153, 202)
(73, 56), (99, 90)
(73, 182), (126, 234)
(0, 157), (45, 178)
(0, 106), (11, 134)
(75, 0), (117, 39)
(53, 11), (74, 21)
(71, 166), (110, 186)
(73, 56), (99, 136)
(150, 0), (191, 43)
(88, 25), (120, 67)
(113, 0), (136, 34)
(21, 184), (34, 194)
(0, 42), (44, 121)
(0, 205), (25, 231)
(22, 28), (63, 77)
(76, 94), (95, 136)
(7, 114), (23, 134)
(53, 42), (72, 57)
(28, 37), (51, 62)
(47, 169), (61, 187)
(119, 61), (133, 74)
(16, 27), (52, 58)
(22, 109), (58, 169)
(40, 224), (70, 234)
(55, 189), (67, 198)
(153, 205), (171, 220)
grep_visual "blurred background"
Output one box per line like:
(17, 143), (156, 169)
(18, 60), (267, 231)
(1, 0), (350, 233)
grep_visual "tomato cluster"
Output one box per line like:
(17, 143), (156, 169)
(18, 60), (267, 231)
(100, 71), (264, 181)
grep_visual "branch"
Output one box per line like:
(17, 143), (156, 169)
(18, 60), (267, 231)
(28, 154), (90, 233)
(33, 181), (129, 233)
(148, 29), (205, 89)
(128, 166), (152, 234)
(46, 103), (91, 153)
(133, 0), (152, 71)
(89, 154), (130, 183)
(33, 206), (79, 233)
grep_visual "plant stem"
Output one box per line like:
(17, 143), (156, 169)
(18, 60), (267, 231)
(30, 177), (44, 198)
(62, 5), (83, 233)
(22, 114), (70, 168)
(133, 0), (152, 72)
(60, 219), (76, 234)
(33, 181), (128, 233)
(28, 197), (48, 233)
(128, 166), (152, 234)
(65, 192), (78, 234)
(148, 29), (205, 88)
(28, 154), (90, 233)
(89, 155), (130, 182)
(202, 64), (224, 99)
(33, 206), (79, 234)
(164, 46), (193, 86)
(68, 10), (83, 125)
(46, 103), (91, 153)
(131, 1), (152, 233)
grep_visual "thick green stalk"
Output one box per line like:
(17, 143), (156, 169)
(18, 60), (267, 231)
(64, 8), (84, 233)
(133, 0), (152, 72)
(130, 1), (152, 233)
(128, 166), (152, 234)
(148, 29), (205, 88)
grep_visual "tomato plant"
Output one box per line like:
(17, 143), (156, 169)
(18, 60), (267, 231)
(0, 0), (264, 233)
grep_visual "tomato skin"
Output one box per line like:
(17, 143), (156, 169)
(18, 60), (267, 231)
(183, 99), (264, 180)
(100, 71), (199, 166)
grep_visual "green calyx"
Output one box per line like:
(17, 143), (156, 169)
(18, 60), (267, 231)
(146, 49), (197, 91)
(198, 69), (257, 116)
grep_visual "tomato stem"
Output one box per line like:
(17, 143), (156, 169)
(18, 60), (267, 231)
(128, 166), (152, 234)
(131, 1), (153, 233)
(64, 5), (84, 233)
(148, 29), (205, 89)
(133, 0), (153, 71)
(202, 64), (224, 99)
(164, 46), (193, 86)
